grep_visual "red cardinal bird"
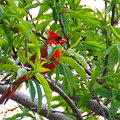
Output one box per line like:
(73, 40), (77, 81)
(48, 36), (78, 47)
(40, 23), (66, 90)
(0, 30), (67, 104)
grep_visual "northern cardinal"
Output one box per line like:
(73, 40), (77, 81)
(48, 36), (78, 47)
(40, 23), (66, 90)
(0, 30), (67, 104)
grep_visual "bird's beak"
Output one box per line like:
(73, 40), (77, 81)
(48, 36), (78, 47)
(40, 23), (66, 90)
(60, 38), (67, 44)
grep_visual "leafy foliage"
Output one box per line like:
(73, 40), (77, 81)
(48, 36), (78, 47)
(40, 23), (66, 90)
(1, 0), (120, 119)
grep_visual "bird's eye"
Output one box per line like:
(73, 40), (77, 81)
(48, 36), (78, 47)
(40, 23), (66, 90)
(55, 37), (62, 43)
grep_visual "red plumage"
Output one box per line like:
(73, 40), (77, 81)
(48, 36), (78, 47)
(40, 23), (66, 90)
(0, 30), (67, 104)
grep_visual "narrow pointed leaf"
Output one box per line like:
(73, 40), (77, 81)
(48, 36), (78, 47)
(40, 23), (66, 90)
(35, 81), (42, 113)
(110, 25), (120, 39)
(29, 81), (36, 102)
(59, 62), (74, 95)
(61, 56), (86, 81)
(0, 64), (19, 71)
(36, 74), (52, 114)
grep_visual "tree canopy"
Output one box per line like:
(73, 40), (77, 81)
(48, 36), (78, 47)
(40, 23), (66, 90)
(0, 0), (120, 120)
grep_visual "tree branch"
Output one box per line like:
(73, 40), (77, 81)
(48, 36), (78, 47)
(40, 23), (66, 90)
(0, 85), (73, 120)
(101, 0), (116, 83)
(43, 75), (83, 120)
(88, 99), (109, 119)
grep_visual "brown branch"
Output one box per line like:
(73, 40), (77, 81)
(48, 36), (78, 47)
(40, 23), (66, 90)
(23, 0), (36, 28)
(102, 54), (109, 77)
(101, 1), (116, 83)
(9, 26), (47, 41)
(88, 79), (100, 105)
(43, 75), (84, 120)
(111, 2), (116, 26)
(0, 106), (19, 118)
(0, 82), (115, 119)
(88, 99), (109, 119)
(0, 73), (115, 119)
(73, 87), (78, 108)
(12, 46), (17, 60)
(32, 29), (47, 41)
(0, 85), (73, 120)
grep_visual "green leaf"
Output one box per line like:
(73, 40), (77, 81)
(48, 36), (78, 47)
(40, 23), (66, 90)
(24, 3), (44, 13)
(22, 57), (35, 69)
(0, 64), (19, 71)
(61, 0), (65, 5)
(105, 5), (113, 14)
(96, 88), (112, 98)
(75, 0), (81, 9)
(112, 88), (118, 100)
(91, 67), (100, 85)
(109, 102), (120, 116)
(15, 22), (32, 38)
(36, 19), (52, 32)
(37, 4), (50, 18)
(4, 13), (24, 23)
(68, 0), (75, 10)
(5, 108), (34, 119)
(79, 93), (91, 107)
(60, 13), (68, 33)
(0, 39), (8, 46)
(108, 46), (118, 68)
(59, 62), (74, 95)
(53, 7), (58, 23)
(21, 107), (30, 118)
(35, 65), (50, 73)
(67, 49), (88, 66)
(84, 41), (106, 50)
(16, 68), (27, 80)
(36, 74), (52, 114)
(30, 32), (40, 51)
(96, 8), (103, 19)
(50, 22), (57, 31)
(110, 25), (120, 39)
(61, 56), (87, 81)
(26, 21), (32, 39)
(35, 81), (42, 113)
(54, 3), (61, 15)
(70, 37), (81, 49)
(117, 43), (120, 61)
(41, 23), (48, 37)
(0, 4), (5, 20)
(15, 24), (28, 37)
(29, 81), (36, 102)
(55, 66), (60, 85)
(47, 44), (61, 60)
(2, 24), (13, 48)
(6, 0), (18, 12)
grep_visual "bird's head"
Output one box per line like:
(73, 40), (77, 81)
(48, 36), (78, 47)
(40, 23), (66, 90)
(47, 30), (67, 45)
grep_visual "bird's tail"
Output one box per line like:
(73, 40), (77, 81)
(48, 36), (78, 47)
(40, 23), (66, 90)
(0, 75), (27, 104)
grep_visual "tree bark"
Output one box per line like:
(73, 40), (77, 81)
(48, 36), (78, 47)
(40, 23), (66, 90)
(0, 85), (73, 120)
(0, 85), (111, 119)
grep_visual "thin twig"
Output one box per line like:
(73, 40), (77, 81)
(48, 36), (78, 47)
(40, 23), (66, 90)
(104, 98), (111, 106)
(102, 0), (116, 79)
(73, 87), (78, 108)
(32, 29), (47, 40)
(88, 78), (100, 105)
(23, 0), (36, 28)
(12, 46), (17, 60)
(111, 2), (116, 26)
